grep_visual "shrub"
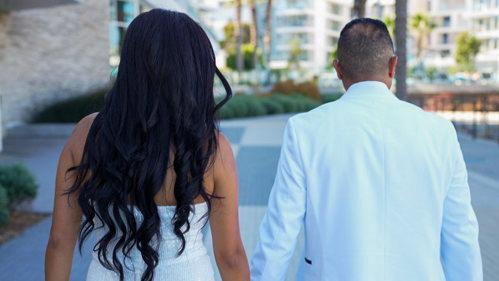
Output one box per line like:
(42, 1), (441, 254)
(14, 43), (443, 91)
(0, 186), (9, 226)
(219, 95), (268, 119)
(260, 98), (285, 114)
(266, 94), (321, 113)
(294, 95), (322, 111)
(271, 80), (321, 101)
(268, 94), (299, 112)
(321, 93), (343, 103)
(33, 87), (333, 122)
(32, 87), (109, 123)
(0, 164), (38, 206)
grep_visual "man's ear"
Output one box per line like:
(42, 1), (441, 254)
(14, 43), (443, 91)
(388, 56), (398, 78)
(333, 59), (344, 80)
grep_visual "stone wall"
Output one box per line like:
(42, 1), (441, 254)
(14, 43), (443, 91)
(0, 0), (109, 127)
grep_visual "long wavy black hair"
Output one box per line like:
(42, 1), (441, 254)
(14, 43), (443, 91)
(66, 9), (232, 281)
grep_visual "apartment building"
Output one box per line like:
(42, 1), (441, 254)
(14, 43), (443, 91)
(193, 0), (253, 43)
(423, 0), (469, 69)
(110, 0), (499, 77)
(470, 0), (499, 77)
(419, 0), (499, 77)
(269, 0), (429, 74)
(270, 0), (351, 74)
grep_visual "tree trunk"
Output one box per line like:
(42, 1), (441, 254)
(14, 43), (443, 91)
(263, 0), (273, 68)
(352, 0), (367, 18)
(235, 0), (244, 76)
(395, 0), (408, 100)
(249, 0), (259, 70)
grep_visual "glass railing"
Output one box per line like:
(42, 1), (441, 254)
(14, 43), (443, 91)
(277, 16), (313, 27)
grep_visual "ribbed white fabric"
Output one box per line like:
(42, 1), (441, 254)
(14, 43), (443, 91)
(86, 203), (214, 281)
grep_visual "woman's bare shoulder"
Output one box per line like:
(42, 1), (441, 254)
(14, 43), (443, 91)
(65, 113), (99, 159)
(213, 132), (236, 176)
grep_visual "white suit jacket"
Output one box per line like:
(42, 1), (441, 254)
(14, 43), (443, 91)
(250, 81), (482, 281)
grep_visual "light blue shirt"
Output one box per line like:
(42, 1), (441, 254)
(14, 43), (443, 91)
(250, 81), (482, 281)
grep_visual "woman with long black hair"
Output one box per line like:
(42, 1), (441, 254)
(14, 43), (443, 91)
(45, 9), (249, 281)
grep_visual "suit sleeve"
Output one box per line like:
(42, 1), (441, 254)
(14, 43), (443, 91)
(250, 118), (307, 281)
(441, 125), (483, 281)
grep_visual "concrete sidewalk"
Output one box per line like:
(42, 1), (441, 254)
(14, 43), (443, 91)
(0, 114), (497, 280)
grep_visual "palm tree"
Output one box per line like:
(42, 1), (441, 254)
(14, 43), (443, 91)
(352, 0), (367, 18)
(395, 0), (408, 100)
(287, 37), (302, 70)
(410, 13), (436, 62)
(383, 15), (395, 37)
(235, 0), (244, 76)
(249, 0), (259, 69)
(263, 0), (273, 68)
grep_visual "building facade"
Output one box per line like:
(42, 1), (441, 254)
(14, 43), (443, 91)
(422, 0), (499, 78)
(0, 0), (110, 127)
(470, 0), (499, 77)
(109, 0), (223, 69)
(424, 0), (469, 69)
(270, 0), (351, 74)
(268, 0), (428, 75)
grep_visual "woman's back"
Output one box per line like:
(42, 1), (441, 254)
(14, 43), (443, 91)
(79, 113), (215, 280)
(45, 9), (249, 281)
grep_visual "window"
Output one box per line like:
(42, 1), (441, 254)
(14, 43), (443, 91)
(329, 36), (338, 46)
(440, 50), (451, 57)
(329, 3), (342, 15)
(117, 0), (136, 23)
(442, 33), (449, 44)
(109, 0), (138, 67)
(329, 20), (341, 31)
(285, 0), (310, 9)
(442, 16), (451, 27)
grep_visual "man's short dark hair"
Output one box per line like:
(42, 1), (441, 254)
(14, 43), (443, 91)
(337, 18), (395, 81)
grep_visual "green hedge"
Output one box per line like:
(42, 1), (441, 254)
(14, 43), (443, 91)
(218, 94), (322, 120)
(32, 89), (343, 123)
(0, 164), (38, 227)
(321, 93), (343, 103)
(32, 88), (108, 123)
(0, 186), (9, 226)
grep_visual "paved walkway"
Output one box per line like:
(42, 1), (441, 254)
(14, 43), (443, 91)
(0, 114), (497, 280)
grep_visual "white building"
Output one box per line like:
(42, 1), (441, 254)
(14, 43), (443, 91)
(268, 0), (426, 75)
(424, 0), (469, 69)
(421, 0), (499, 78)
(109, 0), (499, 78)
(469, 0), (499, 78)
(270, 0), (351, 74)
(193, 0), (253, 44)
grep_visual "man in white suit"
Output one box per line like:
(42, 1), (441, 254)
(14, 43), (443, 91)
(250, 18), (482, 281)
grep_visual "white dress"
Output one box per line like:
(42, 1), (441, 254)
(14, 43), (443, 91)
(86, 203), (214, 281)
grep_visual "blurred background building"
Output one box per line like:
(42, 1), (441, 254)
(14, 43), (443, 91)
(0, 0), (498, 127)
(0, 0), (109, 127)
(109, 0), (499, 78)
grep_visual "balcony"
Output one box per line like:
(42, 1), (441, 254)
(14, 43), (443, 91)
(0, 0), (81, 11)
(275, 25), (315, 34)
(276, 15), (313, 28)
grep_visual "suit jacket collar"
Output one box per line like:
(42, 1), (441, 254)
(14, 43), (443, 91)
(341, 81), (397, 102)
